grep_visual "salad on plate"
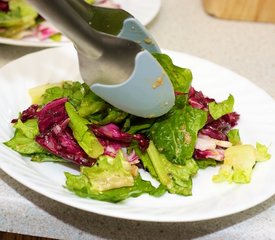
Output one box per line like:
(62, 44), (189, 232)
(3, 52), (271, 203)
(0, 0), (119, 42)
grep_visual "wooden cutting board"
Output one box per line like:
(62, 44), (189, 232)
(203, 0), (275, 23)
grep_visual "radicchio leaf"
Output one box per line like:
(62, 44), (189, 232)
(37, 97), (68, 132)
(0, 1), (9, 12)
(188, 87), (214, 110)
(200, 112), (240, 141)
(194, 148), (225, 161)
(11, 104), (39, 123)
(36, 97), (95, 166)
(90, 123), (149, 159)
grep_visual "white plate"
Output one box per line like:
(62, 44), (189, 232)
(0, 47), (274, 222)
(0, 0), (161, 48)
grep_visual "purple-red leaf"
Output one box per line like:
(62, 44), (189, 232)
(188, 87), (214, 110)
(200, 112), (240, 141)
(0, 1), (9, 12)
(11, 104), (39, 123)
(36, 125), (95, 166)
(90, 123), (149, 158)
(35, 97), (95, 166)
(37, 98), (68, 132)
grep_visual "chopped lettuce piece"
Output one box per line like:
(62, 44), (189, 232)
(134, 147), (158, 179)
(41, 81), (84, 106)
(81, 151), (135, 192)
(65, 102), (104, 158)
(4, 119), (45, 154)
(150, 106), (207, 165)
(78, 89), (108, 118)
(153, 53), (192, 93)
(31, 153), (67, 163)
(65, 151), (162, 202)
(227, 129), (242, 145)
(49, 32), (62, 42)
(213, 143), (271, 183)
(96, 107), (128, 125)
(65, 173), (162, 203)
(0, 0), (38, 38)
(195, 159), (217, 169)
(146, 141), (198, 196)
(209, 94), (234, 120)
(256, 142), (271, 162)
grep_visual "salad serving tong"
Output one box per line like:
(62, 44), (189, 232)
(27, 0), (175, 117)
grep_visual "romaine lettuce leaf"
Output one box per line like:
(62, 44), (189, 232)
(227, 129), (241, 145)
(80, 151), (135, 192)
(209, 94), (234, 120)
(153, 53), (192, 93)
(146, 141), (198, 196)
(31, 153), (66, 163)
(65, 173), (162, 202)
(4, 119), (45, 154)
(256, 142), (271, 162)
(150, 105), (207, 164)
(195, 159), (217, 169)
(41, 81), (84, 106)
(65, 151), (163, 202)
(213, 143), (271, 183)
(65, 102), (104, 158)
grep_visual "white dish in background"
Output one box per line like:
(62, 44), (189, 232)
(0, 0), (161, 48)
(0, 46), (274, 222)
(0, 35), (72, 48)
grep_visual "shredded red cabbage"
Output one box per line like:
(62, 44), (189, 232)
(133, 133), (149, 151)
(194, 148), (224, 161)
(90, 123), (149, 158)
(0, 1), (9, 12)
(35, 97), (96, 166)
(97, 138), (128, 158)
(90, 123), (132, 143)
(188, 87), (214, 110)
(200, 112), (240, 141)
(37, 98), (68, 133)
(11, 104), (39, 123)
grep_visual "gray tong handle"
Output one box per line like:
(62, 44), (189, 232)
(28, 0), (102, 56)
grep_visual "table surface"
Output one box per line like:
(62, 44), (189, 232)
(0, 0), (275, 239)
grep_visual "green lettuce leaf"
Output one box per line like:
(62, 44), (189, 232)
(78, 88), (108, 118)
(65, 173), (161, 202)
(209, 94), (234, 120)
(31, 153), (67, 163)
(150, 105), (207, 164)
(4, 119), (45, 155)
(80, 151), (135, 192)
(153, 53), (192, 93)
(65, 151), (163, 202)
(256, 142), (271, 162)
(146, 141), (198, 196)
(213, 143), (271, 183)
(65, 102), (104, 158)
(134, 147), (158, 179)
(0, 0), (38, 37)
(227, 129), (242, 145)
(195, 159), (217, 169)
(41, 81), (85, 106)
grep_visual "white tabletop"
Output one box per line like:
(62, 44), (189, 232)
(0, 0), (274, 239)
